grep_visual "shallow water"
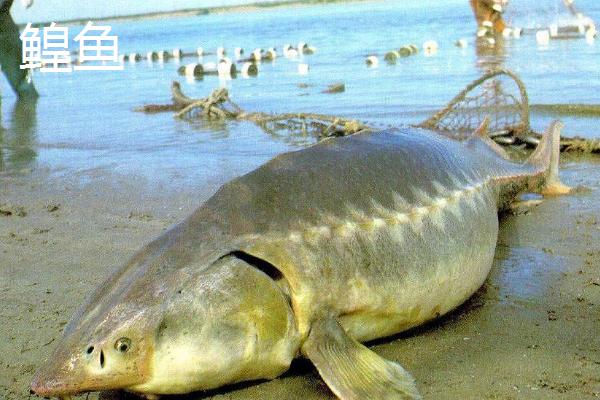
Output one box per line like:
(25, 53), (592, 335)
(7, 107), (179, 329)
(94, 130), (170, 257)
(0, 0), (599, 188)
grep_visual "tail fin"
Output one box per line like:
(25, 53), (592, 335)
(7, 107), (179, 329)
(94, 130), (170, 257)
(527, 121), (571, 195)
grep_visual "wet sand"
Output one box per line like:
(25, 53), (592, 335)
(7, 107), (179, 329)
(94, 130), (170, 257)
(1, 155), (599, 400)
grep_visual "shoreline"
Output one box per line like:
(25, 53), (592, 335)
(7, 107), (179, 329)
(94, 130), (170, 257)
(20, 0), (373, 28)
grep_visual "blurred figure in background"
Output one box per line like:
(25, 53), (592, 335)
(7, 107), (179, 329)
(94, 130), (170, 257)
(0, 0), (38, 98)
(470, 0), (508, 35)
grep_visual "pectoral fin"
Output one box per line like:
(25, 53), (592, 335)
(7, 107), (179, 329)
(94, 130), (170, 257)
(302, 318), (421, 400)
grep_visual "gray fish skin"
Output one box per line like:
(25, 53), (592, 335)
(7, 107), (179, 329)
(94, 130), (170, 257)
(30, 123), (564, 399)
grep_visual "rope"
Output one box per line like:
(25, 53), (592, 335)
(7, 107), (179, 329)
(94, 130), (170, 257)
(136, 76), (600, 154)
(154, 81), (370, 140)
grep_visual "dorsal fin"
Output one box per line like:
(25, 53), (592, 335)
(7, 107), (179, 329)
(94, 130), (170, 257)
(473, 116), (490, 138)
(466, 117), (510, 160)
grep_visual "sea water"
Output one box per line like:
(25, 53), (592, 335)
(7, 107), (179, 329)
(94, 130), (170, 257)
(0, 0), (598, 188)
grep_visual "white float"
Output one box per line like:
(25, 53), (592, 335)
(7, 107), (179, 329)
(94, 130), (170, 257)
(241, 62), (258, 78)
(365, 55), (378, 67)
(455, 39), (468, 48)
(284, 47), (298, 58)
(536, 30), (550, 45)
(423, 40), (439, 55)
(586, 25), (596, 43)
(266, 48), (277, 60)
(298, 63), (309, 75)
(218, 58), (236, 78)
(252, 48), (263, 61)
(185, 63), (203, 77)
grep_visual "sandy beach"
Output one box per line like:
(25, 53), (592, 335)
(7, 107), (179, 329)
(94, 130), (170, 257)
(1, 152), (598, 400)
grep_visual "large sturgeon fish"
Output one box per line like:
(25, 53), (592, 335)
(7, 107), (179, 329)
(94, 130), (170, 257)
(31, 121), (569, 399)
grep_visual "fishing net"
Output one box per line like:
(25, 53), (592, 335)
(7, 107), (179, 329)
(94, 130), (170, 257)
(417, 69), (530, 139)
(137, 72), (600, 153)
(136, 81), (370, 145)
(504, 0), (595, 32)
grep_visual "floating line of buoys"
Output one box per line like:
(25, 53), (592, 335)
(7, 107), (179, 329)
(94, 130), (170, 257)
(241, 62), (258, 77)
(367, 44), (418, 67)
(177, 58), (246, 80)
(128, 53), (141, 63)
(114, 42), (315, 69)
(178, 63), (205, 78)
(146, 51), (159, 61)
(384, 45), (418, 63)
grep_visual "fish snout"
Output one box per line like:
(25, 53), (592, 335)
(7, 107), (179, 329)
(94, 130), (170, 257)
(30, 368), (77, 398)
(29, 344), (89, 398)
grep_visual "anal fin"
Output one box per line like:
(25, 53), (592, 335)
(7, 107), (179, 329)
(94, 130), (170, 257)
(302, 318), (421, 400)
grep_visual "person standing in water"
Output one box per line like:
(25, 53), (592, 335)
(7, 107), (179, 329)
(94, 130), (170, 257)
(0, 0), (38, 98)
(470, 0), (508, 34)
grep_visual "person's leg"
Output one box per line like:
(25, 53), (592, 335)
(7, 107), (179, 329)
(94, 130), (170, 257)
(469, 0), (507, 34)
(0, 0), (38, 98)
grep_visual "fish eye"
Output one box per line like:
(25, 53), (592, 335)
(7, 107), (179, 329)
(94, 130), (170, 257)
(114, 337), (131, 353)
(86, 346), (94, 354)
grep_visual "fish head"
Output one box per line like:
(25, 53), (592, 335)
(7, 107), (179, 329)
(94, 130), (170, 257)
(132, 255), (299, 393)
(30, 303), (157, 397)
